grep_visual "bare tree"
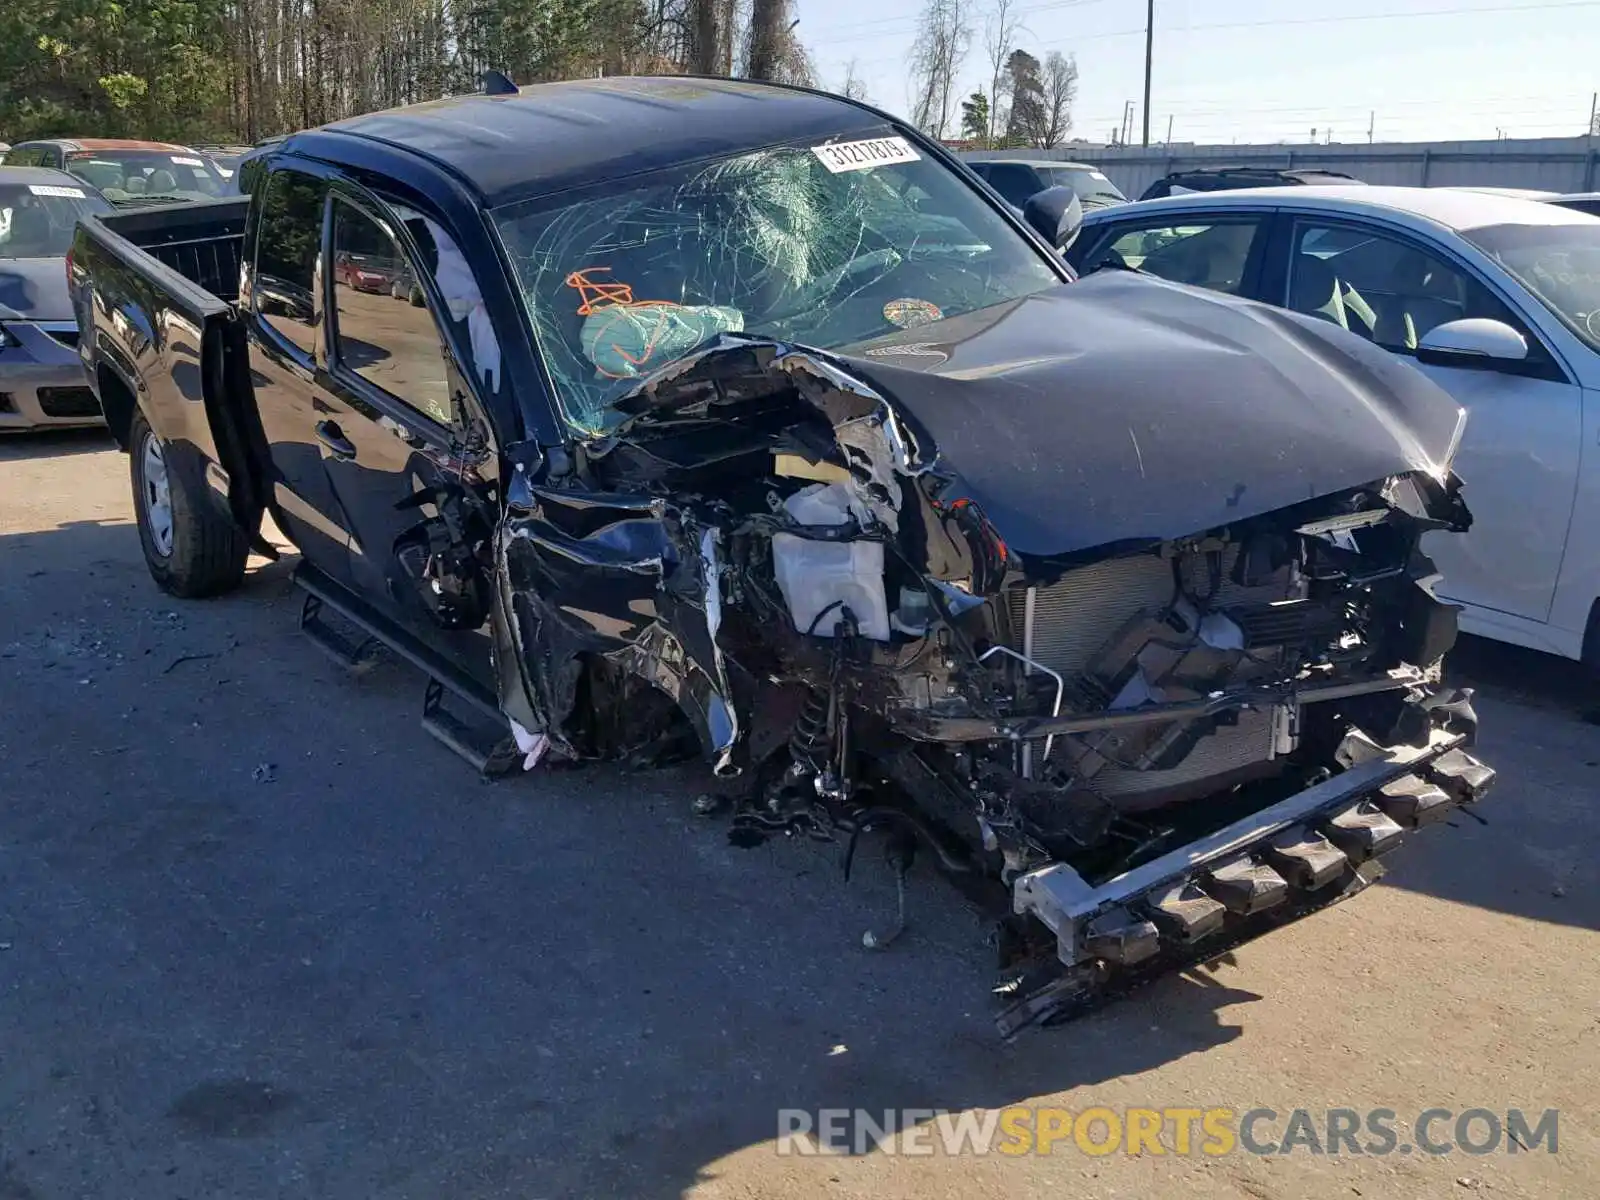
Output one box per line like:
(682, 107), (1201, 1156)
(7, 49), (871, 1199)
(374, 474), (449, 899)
(908, 0), (972, 140)
(742, 0), (813, 84)
(1039, 50), (1078, 148)
(689, 0), (724, 73)
(840, 58), (871, 103)
(747, 0), (786, 80)
(982, 0), (1022, 147)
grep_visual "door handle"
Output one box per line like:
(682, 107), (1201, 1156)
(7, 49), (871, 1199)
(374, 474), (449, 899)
(315, 420), (357, 461)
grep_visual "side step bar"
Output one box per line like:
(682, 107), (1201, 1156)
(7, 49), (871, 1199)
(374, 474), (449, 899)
(293, 564), (517, 776)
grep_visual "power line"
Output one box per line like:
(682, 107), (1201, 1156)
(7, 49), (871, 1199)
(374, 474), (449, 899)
(827, 0), (1600, 52)
(807, 0), (1118, 42)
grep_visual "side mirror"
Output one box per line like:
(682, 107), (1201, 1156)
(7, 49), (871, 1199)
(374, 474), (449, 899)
(1022, 185), (1083, 251)
(1417, 318), (1528, 367)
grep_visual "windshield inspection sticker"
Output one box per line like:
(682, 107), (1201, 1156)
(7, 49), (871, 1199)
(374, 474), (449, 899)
(883, 298), (943, 328)
(28, 184), (87, 199)
(170, 156), (205, 167)
(811, 136), (921, 173)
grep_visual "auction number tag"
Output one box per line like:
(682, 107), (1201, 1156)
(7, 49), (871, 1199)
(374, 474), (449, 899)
(810, 136), (921, 174)
(28, 184), (86, 198)
(170, 156), (205, 167)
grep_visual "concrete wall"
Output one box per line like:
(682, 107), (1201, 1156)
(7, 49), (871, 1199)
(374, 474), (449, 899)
(964, 136), (1600, 200)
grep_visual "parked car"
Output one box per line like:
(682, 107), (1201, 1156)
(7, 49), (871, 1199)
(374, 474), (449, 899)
(1549, 192), (1600, 217)
(1070, 185), (1600, 665)
(218, 142), (276, 196)
(70, 78), (1490, 1034)
(3, 139), (225, 206)
(195, 144), (253, 183)
(966, 159), (1128, 212)
(0, 166), (113, 429)
(1138, 166), (1363, 201)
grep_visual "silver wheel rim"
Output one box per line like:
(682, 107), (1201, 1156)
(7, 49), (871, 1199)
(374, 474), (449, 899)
(140, 431), (174, 558)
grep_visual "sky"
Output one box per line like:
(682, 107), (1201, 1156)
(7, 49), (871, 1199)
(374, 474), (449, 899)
(797, 0), (1600, 145)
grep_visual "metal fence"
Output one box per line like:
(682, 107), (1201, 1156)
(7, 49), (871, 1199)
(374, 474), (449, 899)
(963, 135), (1600, 200)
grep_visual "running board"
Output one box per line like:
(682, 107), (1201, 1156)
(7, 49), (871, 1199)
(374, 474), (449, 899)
(299, 591), (381, 672)
(422, 678), (520, 776)
(293, 563), (516, 777)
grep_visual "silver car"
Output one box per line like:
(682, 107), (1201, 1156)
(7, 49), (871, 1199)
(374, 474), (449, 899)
(1070, 185), (1600, 665)
(0, 166), (113, 430)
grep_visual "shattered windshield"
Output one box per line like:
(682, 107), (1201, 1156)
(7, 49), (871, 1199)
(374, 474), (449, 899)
(493, 133), (1062, 434)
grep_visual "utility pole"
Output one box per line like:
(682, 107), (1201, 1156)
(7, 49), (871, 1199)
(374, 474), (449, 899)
(1121, 100), (1134, 146)
(1589, 91), (1597, 136)
(1165, 113), (1174, 144)
(1141, 0), (1154, 146)
(1368, 110), (1375, 143)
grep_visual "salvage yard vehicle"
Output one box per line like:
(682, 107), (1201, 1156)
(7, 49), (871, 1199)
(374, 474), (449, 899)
(1071, 185), (1600, 666)
(1138, 166), (1364, 201)
(5, 139), (225, 206)
(70, 78), (1493, 1033)
(966, 159), (1128, 212)
(0, 166), (112, 429)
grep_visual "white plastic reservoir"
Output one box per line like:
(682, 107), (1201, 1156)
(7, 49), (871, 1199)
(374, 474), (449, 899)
(771, 483), (891, 642)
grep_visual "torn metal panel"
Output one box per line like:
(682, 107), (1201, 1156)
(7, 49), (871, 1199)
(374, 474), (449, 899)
(486, 303), (1488, 1035)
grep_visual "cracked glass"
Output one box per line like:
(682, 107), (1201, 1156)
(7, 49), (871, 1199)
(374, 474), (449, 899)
(493, 135), (1062, 435)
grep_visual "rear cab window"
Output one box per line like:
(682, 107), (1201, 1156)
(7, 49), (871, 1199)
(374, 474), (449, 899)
(252, 169), (330, 358)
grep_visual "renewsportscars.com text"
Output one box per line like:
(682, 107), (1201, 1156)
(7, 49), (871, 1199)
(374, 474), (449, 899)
(776, 1106), (1560, 1157)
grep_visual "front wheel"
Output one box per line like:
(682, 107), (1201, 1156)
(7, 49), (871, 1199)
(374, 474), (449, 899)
(129, 409), (249, 597)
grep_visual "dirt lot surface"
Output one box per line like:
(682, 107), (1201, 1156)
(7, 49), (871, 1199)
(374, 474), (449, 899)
(1, 430), (1595, 1199)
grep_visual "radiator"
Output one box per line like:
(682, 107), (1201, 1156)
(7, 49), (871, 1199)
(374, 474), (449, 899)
(1007, 548), (1296, 801)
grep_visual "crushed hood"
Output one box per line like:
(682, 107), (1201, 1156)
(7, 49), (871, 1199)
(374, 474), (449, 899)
(831, 273), (1467, 557)
(0, 256), (73, 322)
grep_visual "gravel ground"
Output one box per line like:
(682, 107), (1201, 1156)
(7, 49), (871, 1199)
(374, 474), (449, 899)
(0, 430), (1595, 1199)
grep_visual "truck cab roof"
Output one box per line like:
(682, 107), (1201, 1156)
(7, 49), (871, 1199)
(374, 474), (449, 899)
(298, 76), (887, 207)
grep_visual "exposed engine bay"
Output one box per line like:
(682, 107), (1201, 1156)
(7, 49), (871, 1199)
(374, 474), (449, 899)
(483, 281), (1495, 1035)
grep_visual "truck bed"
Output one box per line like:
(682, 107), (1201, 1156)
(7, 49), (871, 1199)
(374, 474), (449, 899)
(89, 197), (248, 302)
(71, 195), (265, 536)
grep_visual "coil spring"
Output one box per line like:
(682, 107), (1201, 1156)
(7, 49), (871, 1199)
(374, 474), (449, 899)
(789, 688), (831, 773)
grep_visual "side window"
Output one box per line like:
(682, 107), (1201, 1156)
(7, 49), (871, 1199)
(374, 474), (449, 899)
(986, 164), (1043, 206)
(1287, 222), (1526, 353)
(254, 169), (329, 358)
(1085, 219), (1264, 295)
(328, 198), (452, 426)
(237, 154), (268, 199)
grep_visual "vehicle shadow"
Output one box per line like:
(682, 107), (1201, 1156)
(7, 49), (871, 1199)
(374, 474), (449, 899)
(0, 511), (1589, 1200)
(577, 971), (1261, 1199)
(0, 427), (115, 460)
(0, 513), (1262, 1200)
(1375, 633), (1600, 933)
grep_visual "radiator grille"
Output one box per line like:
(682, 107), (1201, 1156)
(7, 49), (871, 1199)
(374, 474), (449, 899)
(1009, 548), (1297, 800)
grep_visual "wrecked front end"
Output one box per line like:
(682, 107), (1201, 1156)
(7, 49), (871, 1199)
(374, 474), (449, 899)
(494, 305), (1494, 1035)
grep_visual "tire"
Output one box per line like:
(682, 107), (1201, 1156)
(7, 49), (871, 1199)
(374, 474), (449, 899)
(129, 409), (249, 598)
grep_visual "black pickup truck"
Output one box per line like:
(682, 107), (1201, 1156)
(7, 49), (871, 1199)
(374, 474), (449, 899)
(71, 76), (1494, 1033)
